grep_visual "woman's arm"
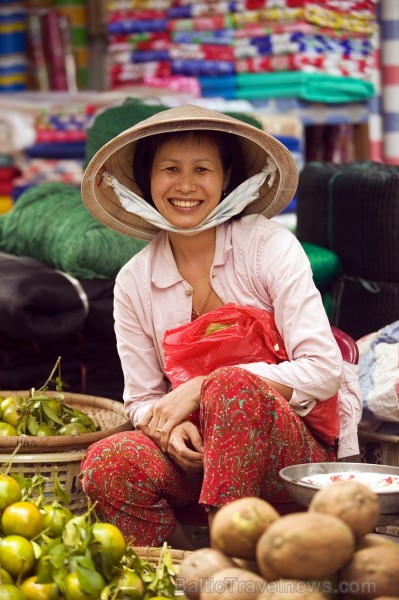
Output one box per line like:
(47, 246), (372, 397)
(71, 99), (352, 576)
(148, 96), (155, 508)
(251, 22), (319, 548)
(239, 225), (343, 413)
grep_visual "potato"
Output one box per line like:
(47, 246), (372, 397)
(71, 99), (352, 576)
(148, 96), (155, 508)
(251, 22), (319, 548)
(257, 578), (329, 600)
(256, 512), (355, 581)
(356, 534), (397, 551)
(178, 548), (236, 600)
(309, 480), (380, 538)
(210, 497), (280, 560)
(339, 545), (399, 600)
(199, 566), (267, 600)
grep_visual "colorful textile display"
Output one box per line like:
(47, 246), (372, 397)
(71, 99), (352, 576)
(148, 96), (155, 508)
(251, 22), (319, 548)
(105, 0), (377, 103)
(0, 2), (28, 91)
(379, 0), (399, 165)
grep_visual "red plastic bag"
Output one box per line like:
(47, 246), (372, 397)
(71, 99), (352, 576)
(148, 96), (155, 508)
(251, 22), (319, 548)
(162, 304), (288, 389)
(162, 303), (340, 447)
(302, 394), (339, 447)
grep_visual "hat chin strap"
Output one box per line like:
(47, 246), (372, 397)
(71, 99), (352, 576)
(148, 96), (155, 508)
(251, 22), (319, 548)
(102, 156), (277, 236)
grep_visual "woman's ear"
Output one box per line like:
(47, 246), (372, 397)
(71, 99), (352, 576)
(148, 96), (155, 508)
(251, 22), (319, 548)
(223, 167), (232, 192)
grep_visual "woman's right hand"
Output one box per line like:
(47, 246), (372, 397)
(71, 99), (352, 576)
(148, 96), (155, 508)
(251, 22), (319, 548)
(166, 421), (204, 472)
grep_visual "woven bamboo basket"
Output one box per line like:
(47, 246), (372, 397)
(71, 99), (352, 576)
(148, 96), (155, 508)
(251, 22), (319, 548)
(0, 391), (132, 453)
(0, 391), (133, 513)
(132, 546), (192, 566)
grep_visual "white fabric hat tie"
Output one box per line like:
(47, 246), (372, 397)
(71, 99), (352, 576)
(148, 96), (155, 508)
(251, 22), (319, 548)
(102, 156), (278, 236)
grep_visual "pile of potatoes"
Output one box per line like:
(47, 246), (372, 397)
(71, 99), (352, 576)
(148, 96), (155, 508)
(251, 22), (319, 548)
(178, 480), (399, 600)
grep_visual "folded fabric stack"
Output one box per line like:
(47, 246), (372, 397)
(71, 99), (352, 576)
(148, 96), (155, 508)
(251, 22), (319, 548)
(106, 0), (376, 102)
(0, 2), (27, 91)
(0, 162), (20, 215)
(9, 102), (96, 200)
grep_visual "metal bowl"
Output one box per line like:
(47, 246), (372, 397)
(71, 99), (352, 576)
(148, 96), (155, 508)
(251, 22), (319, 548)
(279, 462), (399, 515)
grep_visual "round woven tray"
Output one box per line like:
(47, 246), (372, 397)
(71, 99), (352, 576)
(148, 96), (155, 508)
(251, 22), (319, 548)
(0, 391), (132, 453)
(132, 546), (192, 565)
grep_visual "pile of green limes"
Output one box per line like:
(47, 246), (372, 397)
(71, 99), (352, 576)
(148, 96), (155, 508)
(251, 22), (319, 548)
(0, 471), (178, 600)
(0, 393), (98, 437)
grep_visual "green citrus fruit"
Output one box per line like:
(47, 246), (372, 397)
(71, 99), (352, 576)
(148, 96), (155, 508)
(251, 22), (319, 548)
(35, 424), (55, 437)
(64, 571), (105, 600)
(20, 575), (56, 600)
(114, 569), (144, 600)
(0, 534), (36, 578)
(0, 585), (26, 600)
(57, 422), (89, 436)
(0, 474), (22, 511)
(0, 422), (18, 436)
(0, 567), (14, 584)
(1, 501), (45, 539)
(1, 406), (22, 428)
(0, 396), (22, 417)
(41, 504), (73, 537)
(91, 522), (127, 564)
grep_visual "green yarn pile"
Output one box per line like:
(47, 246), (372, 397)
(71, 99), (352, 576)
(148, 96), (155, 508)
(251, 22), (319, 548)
(0, 182), (146, 279)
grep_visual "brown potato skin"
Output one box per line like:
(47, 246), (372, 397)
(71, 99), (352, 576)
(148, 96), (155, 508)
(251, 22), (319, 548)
(257, 578), (330, 600)
(355, 534), (397, 551)
(256, 512), (356, 581)
(210, 497), (280, 560)
(199, 567), (267, 600)
(339, 546), (399, 600)
(309, 481), (380, 538)
(178, 548), (236, 600)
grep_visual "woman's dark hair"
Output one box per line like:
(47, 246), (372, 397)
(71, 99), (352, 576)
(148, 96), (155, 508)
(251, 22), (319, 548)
(132, 130), (247, 207)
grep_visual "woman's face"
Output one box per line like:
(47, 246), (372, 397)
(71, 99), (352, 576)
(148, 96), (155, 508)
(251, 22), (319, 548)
(150, 133), (228, 229)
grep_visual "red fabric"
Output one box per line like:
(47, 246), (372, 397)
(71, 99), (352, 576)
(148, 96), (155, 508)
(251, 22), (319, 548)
(81, 367), (336, 546)
(163, 304), (340, 446)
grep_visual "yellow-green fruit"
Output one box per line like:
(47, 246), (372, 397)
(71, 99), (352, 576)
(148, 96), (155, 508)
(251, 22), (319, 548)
(0, 422), (18, 436)
(57, 422), (89, 436)
(113, 569), (144, 600)
(20, 575), (56, 600)
(1, 501), (45, 539)
(0, 585), (27, 600)
(0, 474), (22, 511)
(64, 571), (106, 600)
(0, 535), (36, 578)
(41, 504), (73, 537)
(91, 522), (127, 564)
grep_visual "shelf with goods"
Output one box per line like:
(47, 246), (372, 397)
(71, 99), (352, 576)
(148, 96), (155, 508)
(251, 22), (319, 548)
(102, 0), (376, 165)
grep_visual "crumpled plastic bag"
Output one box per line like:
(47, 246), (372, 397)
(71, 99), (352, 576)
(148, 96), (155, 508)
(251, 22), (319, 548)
(162, 304), (287, 388)
(162, 304), (340, 447)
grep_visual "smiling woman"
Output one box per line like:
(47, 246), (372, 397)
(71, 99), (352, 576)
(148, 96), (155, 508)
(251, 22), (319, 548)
(148, 134), (228, 230)
(80, 104), (361, 551)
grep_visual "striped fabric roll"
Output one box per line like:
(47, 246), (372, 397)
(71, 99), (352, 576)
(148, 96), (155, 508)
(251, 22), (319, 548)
(380, 0), (399, 165)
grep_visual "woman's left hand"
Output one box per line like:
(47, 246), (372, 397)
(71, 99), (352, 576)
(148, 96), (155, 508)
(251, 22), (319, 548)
(167, 421), (204, 472)
(136, 375), (206, 450)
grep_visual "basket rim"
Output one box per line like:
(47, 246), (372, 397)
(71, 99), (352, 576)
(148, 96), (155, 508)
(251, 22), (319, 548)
(0, 390), (132, 453)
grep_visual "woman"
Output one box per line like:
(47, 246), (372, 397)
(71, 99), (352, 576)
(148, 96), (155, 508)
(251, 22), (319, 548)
(80, 104), (358, 549)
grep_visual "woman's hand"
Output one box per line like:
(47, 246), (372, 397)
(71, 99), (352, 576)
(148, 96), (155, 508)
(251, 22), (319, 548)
(167, 421), (204, 472)
(136, 375), (205, 450)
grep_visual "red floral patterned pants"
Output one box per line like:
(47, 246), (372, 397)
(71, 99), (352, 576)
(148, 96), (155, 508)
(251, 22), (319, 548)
(80, 367), (336, 546)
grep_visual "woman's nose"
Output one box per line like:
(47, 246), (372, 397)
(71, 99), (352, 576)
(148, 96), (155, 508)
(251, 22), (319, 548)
(175, 172), (196, 193)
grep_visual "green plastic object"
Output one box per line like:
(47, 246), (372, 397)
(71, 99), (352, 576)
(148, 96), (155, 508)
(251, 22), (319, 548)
(301, 241), (342, 288)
